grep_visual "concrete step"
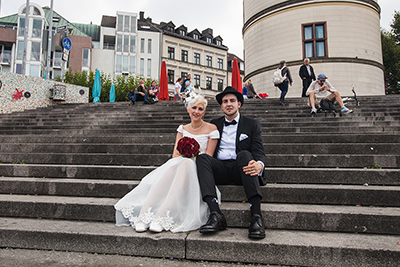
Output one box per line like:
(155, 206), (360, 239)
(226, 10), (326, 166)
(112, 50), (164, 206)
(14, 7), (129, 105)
(0, 194), (399, 234)
(1, 164), (398, 185)
(0, 217), (398, 267)
(0, 133), (399, 144)
(1, 152), (398, 168)
(1, 177), (399, 207)
(1, 142), (398, 155)
(2, 113), (398, 125)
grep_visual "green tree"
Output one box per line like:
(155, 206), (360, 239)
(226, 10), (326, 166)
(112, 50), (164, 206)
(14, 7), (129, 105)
(391, 10), (400, 44)
(382, 10), (400, 94)
(57, 69), (158, 101)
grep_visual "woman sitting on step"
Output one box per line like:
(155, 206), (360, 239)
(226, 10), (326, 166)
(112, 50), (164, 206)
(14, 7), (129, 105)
(114, 95), (220, 233)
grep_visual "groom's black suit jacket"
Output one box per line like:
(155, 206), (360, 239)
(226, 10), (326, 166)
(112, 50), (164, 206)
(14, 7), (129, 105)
(211, 115), (267, 185)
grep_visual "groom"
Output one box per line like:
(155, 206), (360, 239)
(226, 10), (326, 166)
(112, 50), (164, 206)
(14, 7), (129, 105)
(196, 86), (266, 239)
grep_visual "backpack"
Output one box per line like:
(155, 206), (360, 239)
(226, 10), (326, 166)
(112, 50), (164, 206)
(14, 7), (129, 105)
(273, 66), (286, 85)
(319, 99), (338, 116)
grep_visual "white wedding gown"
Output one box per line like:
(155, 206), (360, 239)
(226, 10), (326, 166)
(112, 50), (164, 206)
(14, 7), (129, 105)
(114, 125), (220, 233)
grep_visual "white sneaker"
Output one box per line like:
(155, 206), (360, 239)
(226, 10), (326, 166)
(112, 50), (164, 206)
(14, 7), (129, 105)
(149, 222), (163, 232)
(135, 222), (148, 232)
(341, 107), (353, 114)
(311, 107), (317, 114)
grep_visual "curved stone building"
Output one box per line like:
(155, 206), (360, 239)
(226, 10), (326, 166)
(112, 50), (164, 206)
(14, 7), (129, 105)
(243, 0), (384, 98)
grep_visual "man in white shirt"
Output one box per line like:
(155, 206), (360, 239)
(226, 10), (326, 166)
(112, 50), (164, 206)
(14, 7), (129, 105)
(196, 86), (266, 239)
(306, 73), (353, 115)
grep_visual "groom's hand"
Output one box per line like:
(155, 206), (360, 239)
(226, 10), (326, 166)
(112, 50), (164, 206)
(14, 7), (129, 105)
(243, 160), (263, 176)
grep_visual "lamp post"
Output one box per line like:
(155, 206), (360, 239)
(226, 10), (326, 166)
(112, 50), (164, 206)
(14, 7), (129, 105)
(45, 0), (54, 79)
(21, 0), (30, 76)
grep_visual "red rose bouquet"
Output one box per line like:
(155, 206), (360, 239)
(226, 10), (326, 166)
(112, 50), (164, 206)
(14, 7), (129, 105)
(177, 136), (200, 158)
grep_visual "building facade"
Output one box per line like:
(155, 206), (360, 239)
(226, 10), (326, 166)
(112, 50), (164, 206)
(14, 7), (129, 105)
(1, 3), (231, 98)
(0, 3), (92, 79)
(243, 0), (384, 97)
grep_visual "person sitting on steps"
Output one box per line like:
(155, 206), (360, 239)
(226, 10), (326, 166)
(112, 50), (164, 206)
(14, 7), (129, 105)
(306, 73), (353, 115)
(130, 80), (149, 105)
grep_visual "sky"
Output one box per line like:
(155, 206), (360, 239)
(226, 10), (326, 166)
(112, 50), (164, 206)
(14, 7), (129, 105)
(1, 0), (399, 59)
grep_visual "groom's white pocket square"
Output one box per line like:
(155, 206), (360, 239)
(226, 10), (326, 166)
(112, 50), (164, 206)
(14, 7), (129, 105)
(239, 133), (249, 141)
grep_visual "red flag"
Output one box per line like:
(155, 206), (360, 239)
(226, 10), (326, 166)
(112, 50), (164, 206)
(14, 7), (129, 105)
(231, 58), (242, 93)
(159, 61), (169, 101)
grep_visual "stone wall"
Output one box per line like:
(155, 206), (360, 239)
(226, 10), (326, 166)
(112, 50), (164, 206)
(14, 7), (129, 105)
(0, 72), (88, 114)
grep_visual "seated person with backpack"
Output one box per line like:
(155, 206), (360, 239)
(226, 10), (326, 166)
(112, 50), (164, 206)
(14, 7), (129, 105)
(306, 73), (352, 115)
(148, 80), (159, 104)
(128, 80), (148, 105)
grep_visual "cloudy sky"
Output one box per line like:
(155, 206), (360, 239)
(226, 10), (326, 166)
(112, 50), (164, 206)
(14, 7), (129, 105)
(1, 0), (399, 58)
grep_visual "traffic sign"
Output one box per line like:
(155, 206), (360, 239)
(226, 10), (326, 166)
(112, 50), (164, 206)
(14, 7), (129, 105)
(62, 37), (72, 51)
(56, 25), (68, 33)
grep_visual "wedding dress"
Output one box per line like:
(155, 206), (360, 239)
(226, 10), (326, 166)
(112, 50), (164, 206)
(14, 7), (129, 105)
(114, 125), (220, 233)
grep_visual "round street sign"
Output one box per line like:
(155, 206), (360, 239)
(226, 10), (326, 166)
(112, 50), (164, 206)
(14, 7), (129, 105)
(62, 37), (72, 51)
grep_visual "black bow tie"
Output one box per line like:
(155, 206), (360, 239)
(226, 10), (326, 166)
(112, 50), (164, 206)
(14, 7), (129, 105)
(224, 120), (237, 126)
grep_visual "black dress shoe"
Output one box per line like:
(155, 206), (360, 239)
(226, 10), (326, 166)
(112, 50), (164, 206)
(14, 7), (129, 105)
(199, 211), (227, 233)
(248, 214), (266, 239)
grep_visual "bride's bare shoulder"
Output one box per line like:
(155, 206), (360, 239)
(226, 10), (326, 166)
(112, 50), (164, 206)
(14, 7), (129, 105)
(204, 122), (217, 132)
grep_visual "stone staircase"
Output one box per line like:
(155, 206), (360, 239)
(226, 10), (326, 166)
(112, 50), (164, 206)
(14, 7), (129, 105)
(0, 95), (399, 266)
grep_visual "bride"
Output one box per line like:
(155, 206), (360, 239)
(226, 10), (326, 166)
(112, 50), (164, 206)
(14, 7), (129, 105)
(115, 95), (220, 233)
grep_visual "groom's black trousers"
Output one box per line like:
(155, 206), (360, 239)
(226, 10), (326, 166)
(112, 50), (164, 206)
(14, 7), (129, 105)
(196, 150), (262, 201)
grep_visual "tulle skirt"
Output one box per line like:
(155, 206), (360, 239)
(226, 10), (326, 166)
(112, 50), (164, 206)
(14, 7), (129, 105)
(114, 156), (220, 233)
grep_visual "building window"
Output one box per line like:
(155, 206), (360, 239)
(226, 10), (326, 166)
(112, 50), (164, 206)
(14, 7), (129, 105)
(130, 36), (136, 53)
(130, 56), (135, 73)
(303, 22), (327, 58)
(123, 55), (129, 72)
(140, 58), (144, 75)
(116, 35), (122, 52)
(180, 29), (186, 36)
(148, 39), (152, 54)
(181, 50), (188, 62)
(124, 16), (130, 32)
(193, 34), (199, 40)
(218, 78), (224, 91)
(194, 74), (200, 87)
(0, 47), (11, 64)
(181, 72), (188, 80)
(17, 41), (24, 60)
(117, 15), (123, 31)
(206, 56), (212, 67)
(53, 51), (62, 68)
(31, 42), (41, 61)
(168, 47), (175, 59)
(124, 35), (129, 52)
(30, 64), (40, 77)
(194, 53), (200, 65)
(168, 69), (174, 83)
(18, 18), (25, 36)
(216, 40), (222, 46)
(130, 16), (136, 32)
(147, 59), (151, 76)
(206, 37), (212, 44)
(16, 64), (23, 74)
(206, 77), (212, 89)
(116, 55), (122, 72)
(82, 48), (90, 68)
(140, 38), (145, 53)
(217, 58), (223, 70)
(32, 19), (42, 38)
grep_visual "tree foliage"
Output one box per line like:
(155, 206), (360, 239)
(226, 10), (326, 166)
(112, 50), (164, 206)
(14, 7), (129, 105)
(382, 10), (400, 94)
(56, 71), (156, 102)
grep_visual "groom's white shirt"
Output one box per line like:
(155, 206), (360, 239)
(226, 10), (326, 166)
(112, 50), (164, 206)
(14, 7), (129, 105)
(217, 114), (240, 161)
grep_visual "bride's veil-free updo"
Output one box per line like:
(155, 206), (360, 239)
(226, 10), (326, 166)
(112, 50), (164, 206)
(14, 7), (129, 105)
(186, 95), (208, 109)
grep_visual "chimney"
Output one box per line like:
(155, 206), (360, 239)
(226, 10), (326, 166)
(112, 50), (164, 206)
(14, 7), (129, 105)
(139, 11), (144, 21)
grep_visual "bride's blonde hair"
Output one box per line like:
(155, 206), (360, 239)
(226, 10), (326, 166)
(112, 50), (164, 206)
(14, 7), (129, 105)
(186, 95), (208, 109)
